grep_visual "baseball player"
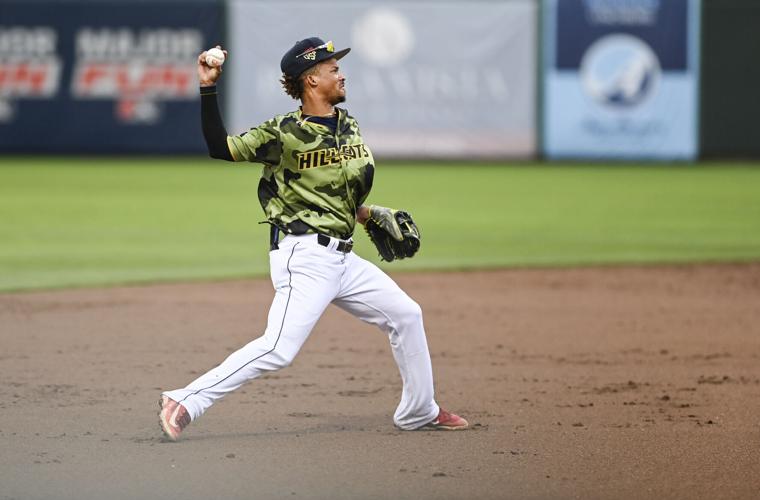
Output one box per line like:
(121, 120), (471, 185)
(158, 37), (467, 441)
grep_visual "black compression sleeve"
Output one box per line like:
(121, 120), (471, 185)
(200, 86), (234, 161)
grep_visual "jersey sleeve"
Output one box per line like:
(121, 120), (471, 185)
(227, 118), (283, 166)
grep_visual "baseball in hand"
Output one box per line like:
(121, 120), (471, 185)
(205, 47), (225, 67)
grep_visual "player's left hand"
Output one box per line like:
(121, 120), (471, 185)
(365, 205), (421, 262)
(198, 45), (227, 87)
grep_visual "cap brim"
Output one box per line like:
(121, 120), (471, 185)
(293, 47), (351, 78)
(332, 47), (351, 61)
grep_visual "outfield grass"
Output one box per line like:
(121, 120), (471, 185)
(1, 157), (759, 291)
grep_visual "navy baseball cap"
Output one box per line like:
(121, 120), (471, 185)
(280, 37), (350, 78)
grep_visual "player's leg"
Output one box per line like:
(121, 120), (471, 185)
(161, 238), (341, 427)
(331, 252), (442, 430)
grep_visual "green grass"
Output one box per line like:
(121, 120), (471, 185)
(1, 157), (760, 292)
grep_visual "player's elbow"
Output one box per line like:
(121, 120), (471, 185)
(208, 149), (235, 161)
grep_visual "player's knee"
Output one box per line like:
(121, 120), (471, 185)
(271, 349), (296, 369)
(257, 345), (298, 371)
(394, 299), (423, 330)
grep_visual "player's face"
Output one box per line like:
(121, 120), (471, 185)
(316, 58), (346, 104)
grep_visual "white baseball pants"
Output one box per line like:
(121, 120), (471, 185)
(163, 233), (440, 430)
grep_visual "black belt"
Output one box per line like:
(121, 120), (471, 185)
(317, 234), (353, 253)
(270, 225), (281, 251)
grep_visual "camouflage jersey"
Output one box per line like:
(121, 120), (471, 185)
(227, 107), (374, 240)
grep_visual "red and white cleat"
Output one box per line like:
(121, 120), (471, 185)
(424, 408), (469, 430)
(158, 395), (191, 441)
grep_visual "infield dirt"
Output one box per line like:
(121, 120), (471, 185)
(1, 264), (759, 500)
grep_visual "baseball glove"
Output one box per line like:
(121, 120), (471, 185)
(364, 205), (420, 262)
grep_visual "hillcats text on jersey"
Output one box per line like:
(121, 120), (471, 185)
(297, 143), (370, 170)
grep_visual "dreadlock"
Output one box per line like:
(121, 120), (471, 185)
(280, 65), (320, 100)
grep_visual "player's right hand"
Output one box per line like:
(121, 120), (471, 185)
(198, 45), (227, 87)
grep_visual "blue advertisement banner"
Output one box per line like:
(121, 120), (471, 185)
(542, 0), (701, 160)
(0, 1), (223, 154)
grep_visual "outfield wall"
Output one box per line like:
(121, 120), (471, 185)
(0, 0), (757, 159)
(700, 0), (760, 158)
(542, 0), (701, 161)
(0, 0), (224, 154)
(227, 0), (537, 159)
